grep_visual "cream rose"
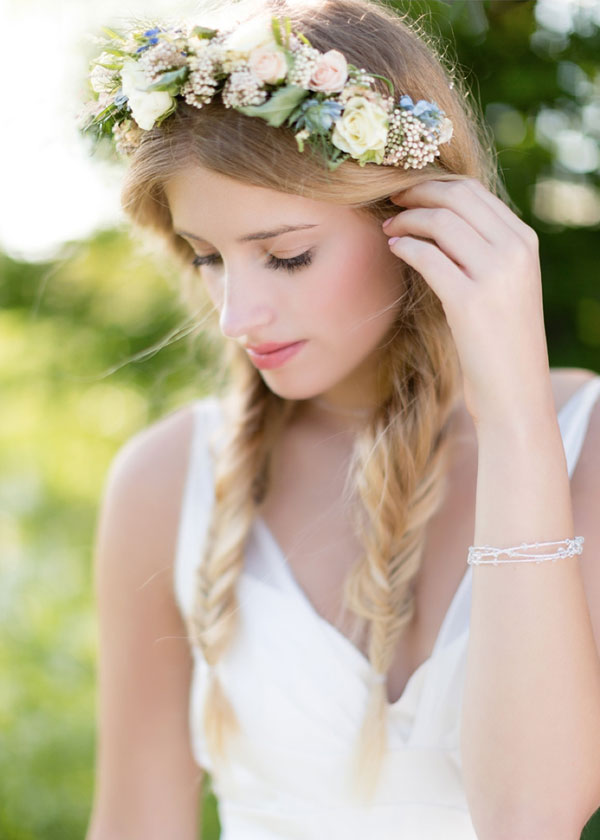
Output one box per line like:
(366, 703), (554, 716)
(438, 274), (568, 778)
(331, 96), (389, 162)
(120, 59), (173, 130)
(248, 45), (288, 84)
(221, 13), (277, 55)
(309, 49), (348, 93)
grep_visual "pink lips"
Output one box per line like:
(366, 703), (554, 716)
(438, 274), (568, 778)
(245, 340), (307, 370)
(246, 341), (295, 354)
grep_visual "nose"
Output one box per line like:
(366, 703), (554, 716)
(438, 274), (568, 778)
(218, 273), (275, 340)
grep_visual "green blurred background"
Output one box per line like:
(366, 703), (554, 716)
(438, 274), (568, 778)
(1, 0), (599, 837)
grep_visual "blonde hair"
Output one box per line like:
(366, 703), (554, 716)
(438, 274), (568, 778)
(120, 0), (508, 802)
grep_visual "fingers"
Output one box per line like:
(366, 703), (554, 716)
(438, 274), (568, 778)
(387, 235), (467, 309)
(389, 178), (534, 246)
(385, 207), (490, 280)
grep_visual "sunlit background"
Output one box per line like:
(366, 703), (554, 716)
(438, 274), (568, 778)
(1, 0), (599, 837)
(0, 0), (200, 261)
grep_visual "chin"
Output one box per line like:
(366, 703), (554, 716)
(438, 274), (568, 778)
(259, 373), (334, 402)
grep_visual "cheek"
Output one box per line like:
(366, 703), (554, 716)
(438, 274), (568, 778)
(201, 271), (223, 308)
(315, 240), (401, 329)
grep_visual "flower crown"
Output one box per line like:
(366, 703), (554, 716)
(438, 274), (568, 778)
(79, 13), (454, 172)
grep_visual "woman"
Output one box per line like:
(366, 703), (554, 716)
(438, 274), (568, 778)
(82, 1), (600, 837)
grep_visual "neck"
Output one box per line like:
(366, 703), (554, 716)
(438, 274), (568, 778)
(310, 397), (372, 419)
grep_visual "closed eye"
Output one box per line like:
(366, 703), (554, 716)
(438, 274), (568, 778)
(191, 249), (314, 273)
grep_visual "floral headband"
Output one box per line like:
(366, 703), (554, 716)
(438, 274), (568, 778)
(79, 13), (454, 171)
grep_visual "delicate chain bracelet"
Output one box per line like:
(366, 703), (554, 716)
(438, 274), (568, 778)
(467, 536), (584, 566)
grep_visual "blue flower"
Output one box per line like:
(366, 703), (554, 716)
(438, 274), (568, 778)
(398, 94), (442, 128)
(136, 27), (160, 52)
(294, 97), (343, 134)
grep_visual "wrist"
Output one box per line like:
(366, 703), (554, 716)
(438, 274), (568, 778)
(471, 387), (558, 444)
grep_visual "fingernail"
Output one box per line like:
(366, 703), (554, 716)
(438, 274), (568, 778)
(388, 237), (400, 246)
(382, 216), (394, 228)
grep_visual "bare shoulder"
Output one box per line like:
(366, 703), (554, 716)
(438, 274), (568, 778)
(89, 397), (212, 836)
(110, 399), (198, 504)
(105, 396), (215, 545)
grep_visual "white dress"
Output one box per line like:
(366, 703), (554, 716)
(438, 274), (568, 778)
(173, 376), (600, 839)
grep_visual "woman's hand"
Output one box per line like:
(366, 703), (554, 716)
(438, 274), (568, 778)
(383, 177), (553, 428)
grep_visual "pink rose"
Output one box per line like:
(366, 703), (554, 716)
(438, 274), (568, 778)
(248, 45), (288, 84)
(309, 49), (348, 93)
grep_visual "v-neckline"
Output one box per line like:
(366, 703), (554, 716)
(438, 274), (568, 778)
(248, 380), (598, 709)
(252, 512), (469, 709)
(205, 377), (596, 710)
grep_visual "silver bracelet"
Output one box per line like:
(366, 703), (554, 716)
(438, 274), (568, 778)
(467, 536), (584, 565)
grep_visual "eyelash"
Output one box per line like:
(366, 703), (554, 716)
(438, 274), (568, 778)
(191, 249), (314, 273)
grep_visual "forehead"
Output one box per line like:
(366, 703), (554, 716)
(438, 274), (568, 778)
(164, 165), (362, 235)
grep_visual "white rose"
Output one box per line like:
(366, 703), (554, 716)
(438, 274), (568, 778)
(90, 52), (119, 94)
(120, 59), (173, 130)
(331, 96), (389, 161)
(248, 44), (287, 84)
(309, 49), (348, 93)
(438, 116), (453, 144)
(221, 13), (277, 55)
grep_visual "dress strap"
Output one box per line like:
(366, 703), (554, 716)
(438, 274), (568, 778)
(173, 396), (221, 619)
(558, 376), (600, 478)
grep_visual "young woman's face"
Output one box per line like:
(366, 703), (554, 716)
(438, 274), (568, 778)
(165, 165), (405, 409)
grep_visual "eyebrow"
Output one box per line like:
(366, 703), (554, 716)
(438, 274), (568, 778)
(174, 223), (319, 244)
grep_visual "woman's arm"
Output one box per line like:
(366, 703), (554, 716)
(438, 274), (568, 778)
(383, 177), (600, 839)
(86, 407), (204, 840)
(461, 377), (600, 840)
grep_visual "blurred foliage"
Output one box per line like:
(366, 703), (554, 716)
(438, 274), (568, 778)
(0, 0), (598, 837)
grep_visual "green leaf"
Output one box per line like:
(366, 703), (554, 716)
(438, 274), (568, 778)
(367, 72), (394, 96)
(95, 47), (125, 58)
(155, 102), (177, 125)
(191, 25), (218, 39)
(326, 155), (347, 172)
(271, 16), (282, 47)
(101, 26), (126, 43)
(90, 103), (119, 125)
(145, 67), (189, 91)
(236, 85), (308, 127)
